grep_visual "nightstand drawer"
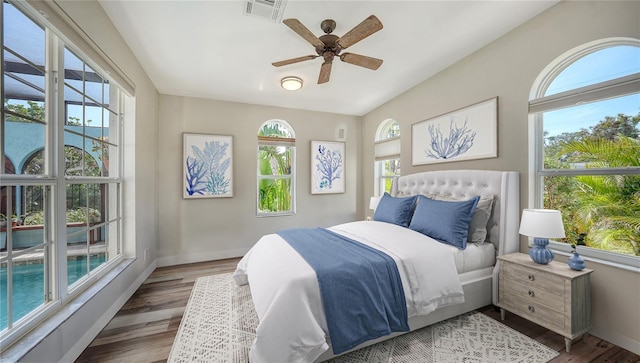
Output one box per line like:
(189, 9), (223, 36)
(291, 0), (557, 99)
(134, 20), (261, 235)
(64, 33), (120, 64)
(502, 277), (564, 312)
(501, 291), (565, 331)
(502, 261), (564, 295)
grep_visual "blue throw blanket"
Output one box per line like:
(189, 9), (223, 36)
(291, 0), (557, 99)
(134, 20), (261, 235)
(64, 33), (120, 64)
(277, 228), (409, 354)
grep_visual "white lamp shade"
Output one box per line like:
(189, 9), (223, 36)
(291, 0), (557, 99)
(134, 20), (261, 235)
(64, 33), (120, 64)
(519, 209), (566, 239)
(369, 196), (381, 211)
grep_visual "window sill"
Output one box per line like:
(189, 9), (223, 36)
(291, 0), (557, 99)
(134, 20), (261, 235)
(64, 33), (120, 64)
(546, 241), (640, 273)
(1, 258), (135, 361)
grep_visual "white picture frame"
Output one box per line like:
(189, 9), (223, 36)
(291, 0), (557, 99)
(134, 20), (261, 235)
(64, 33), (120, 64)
(183, 133), (233, 198)
(311, 140), (345, 194)
(412, 97), (498, 165)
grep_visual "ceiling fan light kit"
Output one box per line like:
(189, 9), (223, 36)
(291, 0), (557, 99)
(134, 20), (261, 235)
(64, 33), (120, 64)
(281, 76), (303, 91)
(272, 15), (384, 85)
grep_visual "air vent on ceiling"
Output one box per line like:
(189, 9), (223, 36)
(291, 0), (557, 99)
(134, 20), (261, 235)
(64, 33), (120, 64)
(245, 0), (287, 23)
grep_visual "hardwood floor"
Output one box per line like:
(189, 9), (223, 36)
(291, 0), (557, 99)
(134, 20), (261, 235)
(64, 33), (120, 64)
(76, 259), (640, 363)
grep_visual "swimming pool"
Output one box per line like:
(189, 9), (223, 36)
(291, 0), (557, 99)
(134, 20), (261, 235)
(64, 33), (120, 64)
(0, 256), (105, 330)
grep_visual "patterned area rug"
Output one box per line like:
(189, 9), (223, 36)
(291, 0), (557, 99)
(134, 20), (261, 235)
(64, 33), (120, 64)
(168, 273), (559, 363)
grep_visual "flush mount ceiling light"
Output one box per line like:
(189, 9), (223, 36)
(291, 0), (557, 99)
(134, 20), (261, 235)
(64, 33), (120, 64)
(281, 76), (303, 91)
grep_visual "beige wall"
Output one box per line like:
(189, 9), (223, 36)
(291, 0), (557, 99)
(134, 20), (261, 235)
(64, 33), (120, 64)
(362, 0), (639, 354)
(156, 96), (361, 266)
(13, 0), (639, 361)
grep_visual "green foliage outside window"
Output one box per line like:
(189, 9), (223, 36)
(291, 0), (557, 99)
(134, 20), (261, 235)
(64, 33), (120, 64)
(258, 122), (294, 214)
(544, 113), (640, 256)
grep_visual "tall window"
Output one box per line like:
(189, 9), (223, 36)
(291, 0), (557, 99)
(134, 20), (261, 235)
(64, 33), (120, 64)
(1, 1), (126, 346)
(529, 39), (640, 267)
(257, 120), (295, 216)
(374, 119), (401, 195)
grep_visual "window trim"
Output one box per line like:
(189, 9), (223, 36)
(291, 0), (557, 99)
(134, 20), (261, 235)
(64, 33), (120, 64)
(527, 38), (640, 271)
(256, 120), (296, 217)
(1, 1), (127, 349)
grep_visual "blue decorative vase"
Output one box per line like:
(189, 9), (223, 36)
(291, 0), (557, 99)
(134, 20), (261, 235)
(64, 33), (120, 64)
(568, 252), (586, 271)
(529, 237), (554, 264)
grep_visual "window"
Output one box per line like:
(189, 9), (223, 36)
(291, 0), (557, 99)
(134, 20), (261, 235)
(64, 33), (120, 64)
(374, 119), (401, 195)
(1, 1), (127, 347)
(529, 39), (640, 268)
(257, 120), (295, 216)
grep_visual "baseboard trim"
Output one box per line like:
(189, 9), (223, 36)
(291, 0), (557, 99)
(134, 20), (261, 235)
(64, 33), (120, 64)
(590, 325), (640, 356)
(61, 259), (157, 362)
(157, 248), (248, 267)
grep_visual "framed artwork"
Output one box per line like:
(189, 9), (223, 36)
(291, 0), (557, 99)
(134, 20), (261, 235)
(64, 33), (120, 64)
(412, 97), (498, 166)
(183, 133), (233, 198)
(311, 140), (345, 194)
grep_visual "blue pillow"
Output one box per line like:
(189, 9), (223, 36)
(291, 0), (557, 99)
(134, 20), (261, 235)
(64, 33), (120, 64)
(409, 195), (480, 249)
(373, 193), (418, 227)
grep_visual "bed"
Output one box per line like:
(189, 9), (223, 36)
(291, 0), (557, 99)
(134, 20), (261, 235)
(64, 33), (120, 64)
(233, 169), (519, 363)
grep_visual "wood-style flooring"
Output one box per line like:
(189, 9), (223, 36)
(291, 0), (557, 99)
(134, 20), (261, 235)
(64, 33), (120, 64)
(76, 258), (640, 363)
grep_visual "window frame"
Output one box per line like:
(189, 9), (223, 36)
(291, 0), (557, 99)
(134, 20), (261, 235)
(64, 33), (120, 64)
(1, 0), (127, 348)
(528, 37), (640, 272)
(256, 120), (296, 217)
(374, 119), (401, 196)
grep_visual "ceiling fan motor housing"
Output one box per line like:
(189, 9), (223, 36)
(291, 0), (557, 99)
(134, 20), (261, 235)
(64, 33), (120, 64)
(317, 34), (340, 60)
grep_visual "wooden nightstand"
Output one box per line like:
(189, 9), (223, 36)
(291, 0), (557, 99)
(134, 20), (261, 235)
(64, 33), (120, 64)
(497, 252), (593, 353)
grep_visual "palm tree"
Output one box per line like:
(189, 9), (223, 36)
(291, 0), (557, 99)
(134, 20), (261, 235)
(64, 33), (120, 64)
(557, 136), (640, 255)
(258, 123), (293, 213)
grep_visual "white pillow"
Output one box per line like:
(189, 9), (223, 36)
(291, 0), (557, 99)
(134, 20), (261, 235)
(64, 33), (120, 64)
(427, 194), (494, 244)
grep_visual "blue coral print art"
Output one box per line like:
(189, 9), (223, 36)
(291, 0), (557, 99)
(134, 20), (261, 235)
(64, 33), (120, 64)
(311, 141), (345, 194)
(183, 133), (233, 198)
(411, 97), (498, 166)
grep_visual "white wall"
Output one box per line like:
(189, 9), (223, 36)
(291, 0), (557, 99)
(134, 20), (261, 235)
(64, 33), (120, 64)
(156, 96), (361, 266)
(362, 0), (639, 354)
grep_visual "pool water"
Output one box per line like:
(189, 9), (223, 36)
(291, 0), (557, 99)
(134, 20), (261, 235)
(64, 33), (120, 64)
(0, 255), (106, 330)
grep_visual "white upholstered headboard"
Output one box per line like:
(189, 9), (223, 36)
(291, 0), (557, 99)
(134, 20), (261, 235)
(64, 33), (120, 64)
(391, 169), (519, 256)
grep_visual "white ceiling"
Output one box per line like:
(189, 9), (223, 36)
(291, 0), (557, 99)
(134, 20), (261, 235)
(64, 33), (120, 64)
(99, 0), (558, 116)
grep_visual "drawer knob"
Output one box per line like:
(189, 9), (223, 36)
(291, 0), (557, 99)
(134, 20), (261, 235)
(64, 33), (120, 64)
(528, 290), (535, 297)
(528, 305), (535, 313)
(528, 274), (535, 281)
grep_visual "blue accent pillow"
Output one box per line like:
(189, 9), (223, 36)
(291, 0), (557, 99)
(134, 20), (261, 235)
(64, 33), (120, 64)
(409, 195), (480, 249)
(373, 193), (418, 227)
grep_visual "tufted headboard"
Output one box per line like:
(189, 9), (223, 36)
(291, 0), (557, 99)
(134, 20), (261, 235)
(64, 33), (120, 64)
(391, 169), (519, 257)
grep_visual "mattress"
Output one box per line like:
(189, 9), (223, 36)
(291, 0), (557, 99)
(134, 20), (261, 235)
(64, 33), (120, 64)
(451, 242), (496, 273)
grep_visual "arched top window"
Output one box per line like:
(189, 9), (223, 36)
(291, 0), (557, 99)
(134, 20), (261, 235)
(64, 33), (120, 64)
(258, 119), (295, 139)
(528, 38), (640, 267)
(257, 120), (295, 216)
(376, 119), (400, 141)
(374, 119), (401, 196)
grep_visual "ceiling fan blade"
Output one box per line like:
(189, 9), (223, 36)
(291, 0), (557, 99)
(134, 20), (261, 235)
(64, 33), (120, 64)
(337, 15), (383, 49)
(339, 53), (383, 70)
(283, 18), (325, 49)
(318, 61), (332, 84)
(272, 55), (318, 67)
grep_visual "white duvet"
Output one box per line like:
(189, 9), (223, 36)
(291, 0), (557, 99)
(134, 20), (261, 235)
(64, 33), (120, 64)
(233, 221), (464, 363)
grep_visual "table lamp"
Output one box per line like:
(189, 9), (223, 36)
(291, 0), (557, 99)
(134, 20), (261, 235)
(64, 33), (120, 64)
(519, 209), (566, 265)
(369, 196), (381, 211)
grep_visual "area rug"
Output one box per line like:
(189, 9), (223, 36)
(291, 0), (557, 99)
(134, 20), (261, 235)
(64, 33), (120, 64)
(168, 273), (559, 363)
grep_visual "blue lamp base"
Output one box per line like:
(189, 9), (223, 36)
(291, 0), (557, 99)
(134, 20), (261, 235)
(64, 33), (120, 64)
(529, 237), (554, 264)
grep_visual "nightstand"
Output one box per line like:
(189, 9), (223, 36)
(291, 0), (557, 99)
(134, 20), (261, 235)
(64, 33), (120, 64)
(497, 252), (593, 353)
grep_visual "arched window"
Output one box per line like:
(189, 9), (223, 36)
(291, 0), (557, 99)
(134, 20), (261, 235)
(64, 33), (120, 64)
(528, 38), (640, 266)
(257, 120), (295, 216)
(374, 119), (401, 195)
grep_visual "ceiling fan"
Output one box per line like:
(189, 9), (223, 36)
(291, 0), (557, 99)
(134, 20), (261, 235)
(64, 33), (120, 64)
(272, 15), (384, 84)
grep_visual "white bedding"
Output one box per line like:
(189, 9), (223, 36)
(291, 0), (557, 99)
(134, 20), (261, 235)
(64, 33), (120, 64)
(233, 221), (467, 363)
(452, 242), (496, 273)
